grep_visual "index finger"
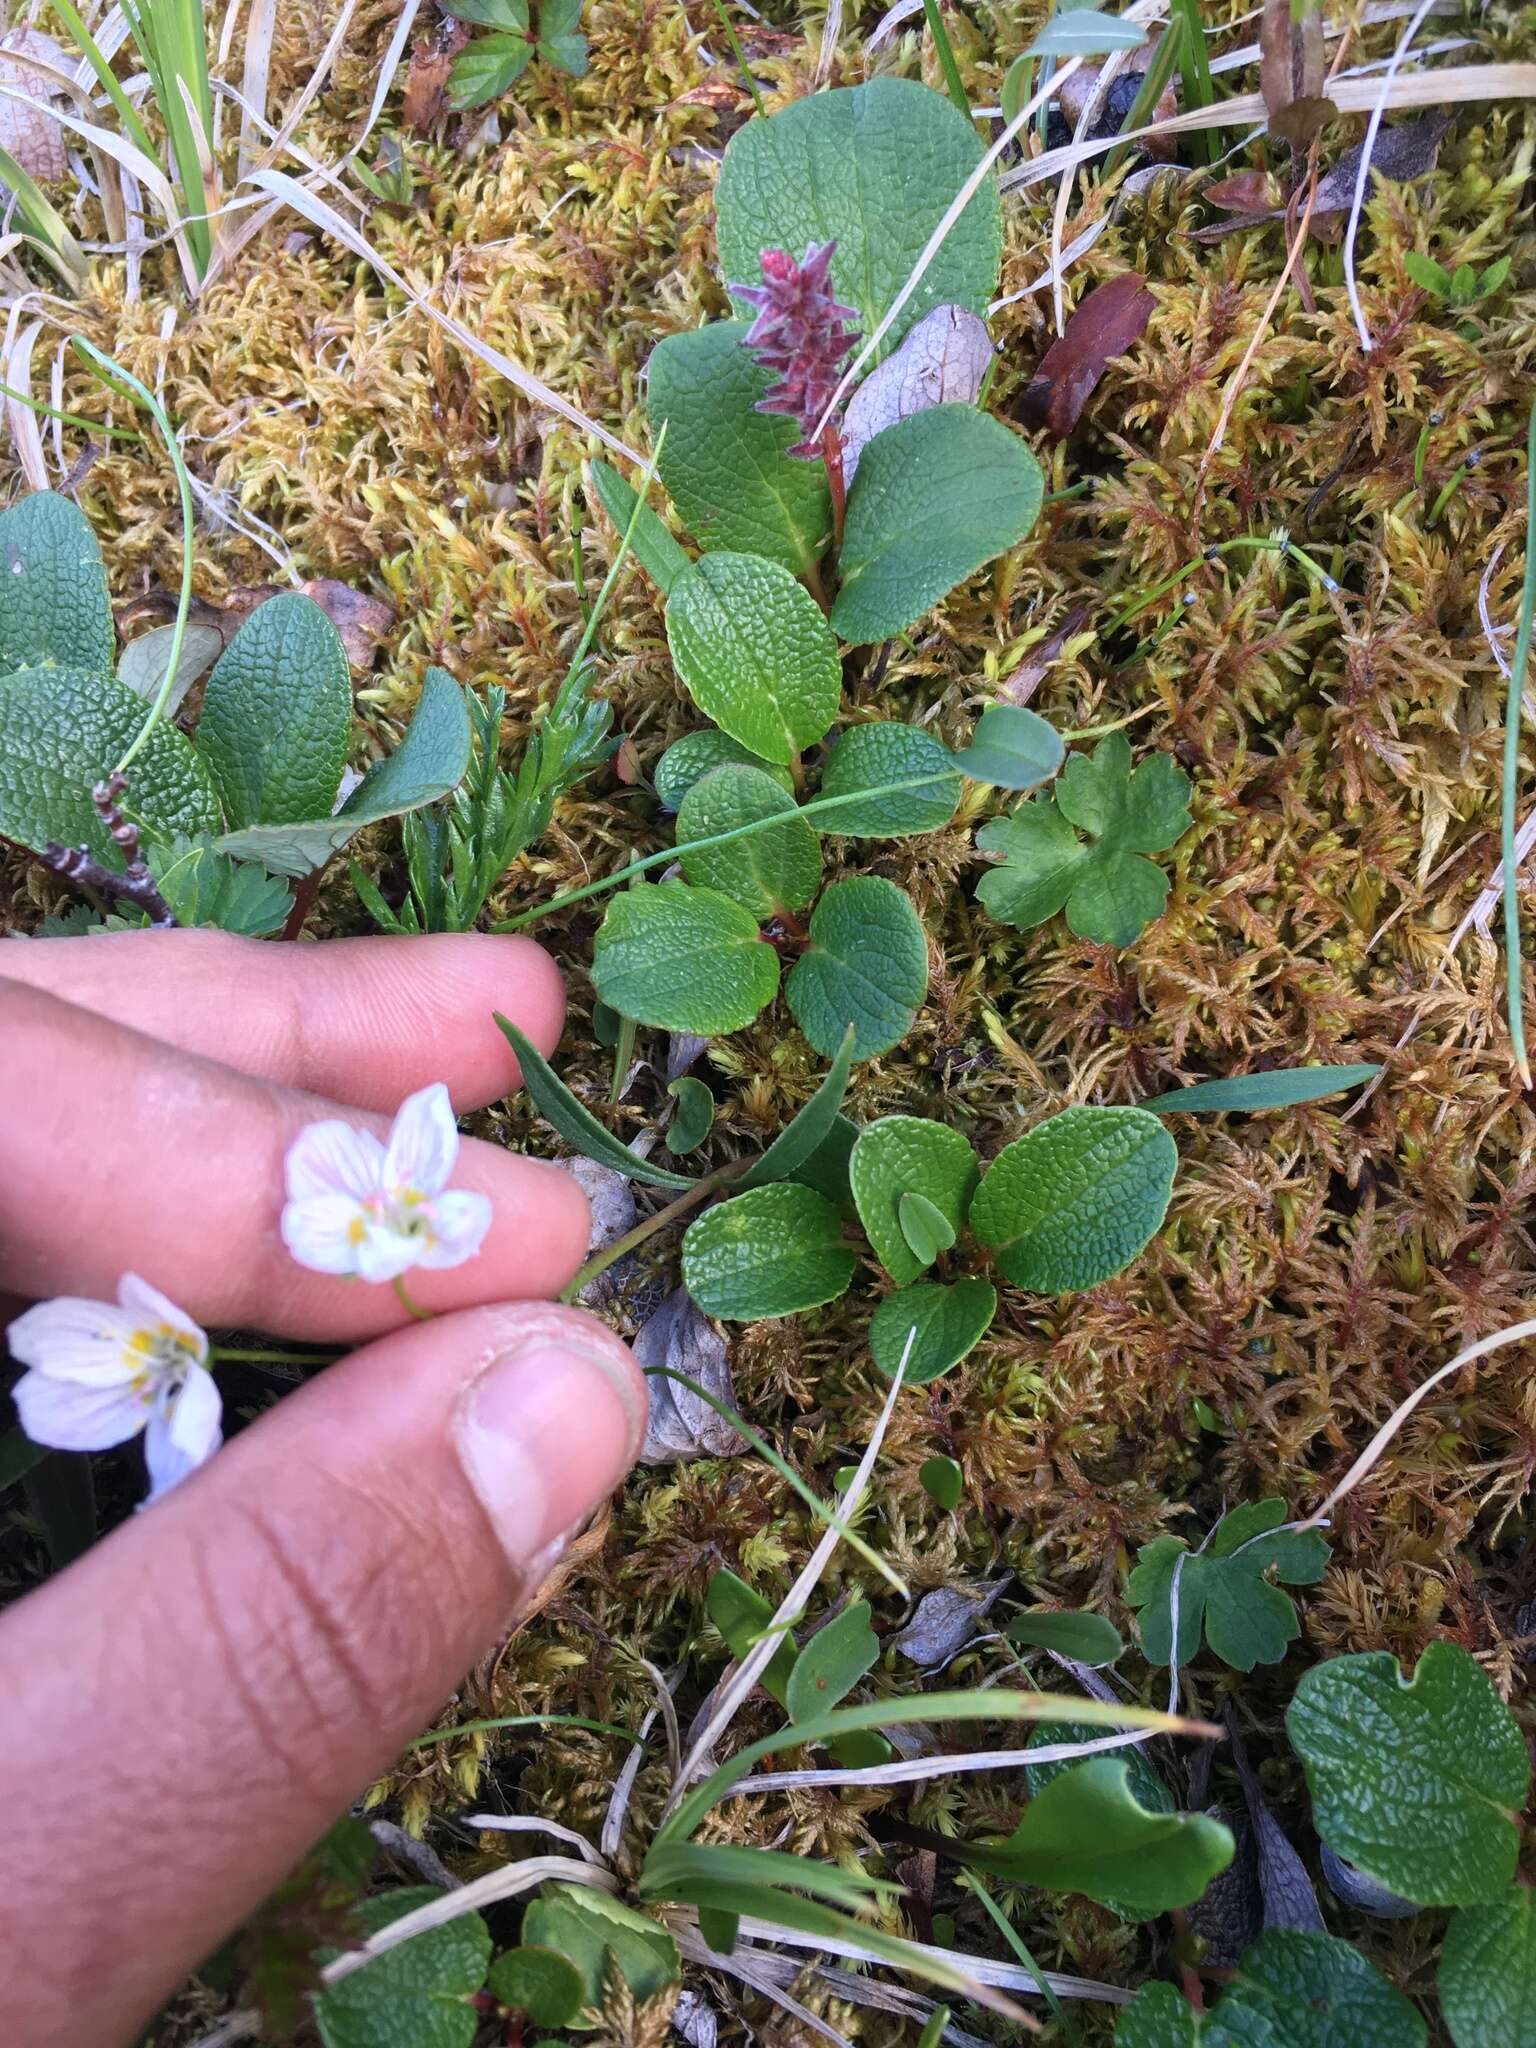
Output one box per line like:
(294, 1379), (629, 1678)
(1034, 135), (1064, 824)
(0, 928), (567, 1113)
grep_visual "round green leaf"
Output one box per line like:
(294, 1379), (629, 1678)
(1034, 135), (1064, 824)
(315, 1887), (490, 2048)
(1008, 1609), (1125, 1666)
(0, 663), (220, 862)
(592, 881), (779, 1036)
(850, 1115), (979, 1284)
(677, 762), (823, 916)
(969, 1105), (1176, 1293)
(818, 721), (962, 837)
(648, 321), (829, 578)
(918, 1453), (963, 1510)
(785, 875), (929, 1059)
(830, 407), (1045, 646)
(1440, 1890), (1536, 2048)
(683, 1182), (856, 1319)
(655, 729), (791, 812)
(869, 1277), (997, 1382)
(950, 704), (1064, 791)
(487, 1946), (586, 2026)
(665, 552), (841, 765)
(1286, 1642), (1530, 1906)
(666, 1075), (715, 1154)
(715, 79), (1002, 361)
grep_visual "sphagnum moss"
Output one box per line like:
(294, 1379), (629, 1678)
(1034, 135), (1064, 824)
(3, 0), (1536, 2039)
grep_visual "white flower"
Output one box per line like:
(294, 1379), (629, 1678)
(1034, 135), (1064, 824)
(8, 1275), (222, 1502)
(281, 1080), (491, 1283)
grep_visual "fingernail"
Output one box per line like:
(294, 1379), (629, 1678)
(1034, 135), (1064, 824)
(454, 1332), (642, 1576)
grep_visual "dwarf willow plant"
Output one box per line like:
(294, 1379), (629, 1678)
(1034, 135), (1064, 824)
(0, 491), (469, 934)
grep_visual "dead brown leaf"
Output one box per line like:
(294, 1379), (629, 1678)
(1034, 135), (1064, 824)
(1017, 273), (1156, 437)
(402, 13), (470, 134)
(115, 578), (394, 671)
(995, 604), (1092, 707)
(300, 577), (395, 669)
(0, 31), (69, 183)
(1260, 0), (1332, 147)
(1311, 112), (1449, 214)
(1203, 170), (1278, 214)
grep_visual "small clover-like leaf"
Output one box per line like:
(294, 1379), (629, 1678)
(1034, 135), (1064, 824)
(682, 1183), (856, 1319)
(654, 729), (790, 812)
(818, 721), (963, 838)
(591, 881), (780, 1036)
(677, 762), (822, 917)
(956, 1758), (1232, 1919)
(785, 875), (928, 1059)
(666, 552), (840, 765)
(1115, 1931), (1425, 2048)
(850, 1115), (978, 1284)
(968, 1105), (1176, 1293)
(976, 732), (1191, 947)
(1126, 1499), (1330, 1672)
(785, 1599), (879, 1722)
(868, 1276), (996, 1382)
(1286, 1641), (1530, 1905)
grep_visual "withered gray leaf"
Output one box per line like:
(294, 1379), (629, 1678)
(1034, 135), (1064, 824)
(636, 1285), (744, 1464)
(841, 304), (993, 484)
(891, 1581), (1005, 1669)
(0, 31), (69, 182)
(1319, 1844), (1419, 1919)
(117, 622), (226, 717)
(561, 1157), (637, 1306)
(1184, 1807), (1261, 1966)
(1311, 113), (1449, 215)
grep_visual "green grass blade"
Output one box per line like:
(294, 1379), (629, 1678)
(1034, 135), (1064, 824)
(1141, 1063), (1382, 1113)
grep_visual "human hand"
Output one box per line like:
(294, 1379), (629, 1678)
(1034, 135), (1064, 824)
(0, 930), (646, 2048)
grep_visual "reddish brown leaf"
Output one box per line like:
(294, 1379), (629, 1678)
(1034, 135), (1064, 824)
(1202, 170), (1278, 214)
(300, 578), (396, 670)
(996, 604), (1092, 706)
(402, 13), (470, 134)
(1017, 274), (1156, 438)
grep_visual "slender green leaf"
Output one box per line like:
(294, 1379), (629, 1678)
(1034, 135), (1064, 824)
(494, 1016), (699, 1190)
(1028, 8), (1146, 55)
(1008, 1609), (1125, 1666)
(590, 458), (690, 595)
(786, 1600), (879, 1721)
(740, 1025), (857, 1190)
(1141, 1064), (1382, 1113)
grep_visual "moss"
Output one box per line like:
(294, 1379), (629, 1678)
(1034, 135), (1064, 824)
(5, 0), (1536, 2036)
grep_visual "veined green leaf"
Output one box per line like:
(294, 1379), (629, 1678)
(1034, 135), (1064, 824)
(0, 491), (112, 673)
(868, 1278), (997, 1382)
(654, 728), (790, 811)
(818, 721), (963, 837)
(521, 1886), (678, 2022)
(196, 592), (351, 830)
(314, 1887), (489, 2048)
(1116, 1931), (1425, 2048)
(666, 551), (841, 764)
(1439, 1889), (1536, 2048)
(850, 1115), (979, 1285)
(591, 881), (780, 1036)
(785, 875), (929, 1059)
(677, 762), (822, 916)
(682, 1182), (856, 1319)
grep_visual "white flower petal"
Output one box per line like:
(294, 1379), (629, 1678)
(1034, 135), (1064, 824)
(13, 1367), (149, 1450)
(382, 1082), (459, 1198)
(414, 1190), (493, 1269)
(5, 1297), (142, 1385)
(142, 1364), (223, 1500)
(281, 1193), (371, 1275)
(285, 1118), (387, 1204)
(352, 1221), (422, 1284)
(116, 1274), (208, 1362)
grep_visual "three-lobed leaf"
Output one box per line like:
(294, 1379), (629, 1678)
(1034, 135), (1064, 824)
(1286, 1642), (1530, 1906)
(677, 762), (822, 917)
(968, 1104), (1176, 1293)
(830, 406), (1044, 645)
(591, 881), (780, 1036)
(0, 490), (113, 675)
(647, 322), (830, 579)
(666, 551), (840, 765)
(868, 1276), (997, 1383)
(196, 591), (351, 830)
(715, 79), (1001, 362)
(850, 1115), (978, 1284)
(0, 663), (220, 862)
(1127, 1499), (1330, 1672)
(785, 875), (929, 1059)
(818, 721), (963, 837)
(683, 1182), (856, 1319)
(976, 732), (1191, 947)
(1115, 1931), (1425, 2048)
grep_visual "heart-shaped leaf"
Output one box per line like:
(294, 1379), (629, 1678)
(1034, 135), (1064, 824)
(677, 762), (822, 917)
(683, 1182), (857, 1318)
(786, 1600), (879, 1722)
(196, 591), (351, 829)
(715, 79), (1001, 362)
(958, 1757), (1233, 1918)
(1439, 1889), (1536, 2048)
(666, 552), (841, 765)
(655, 728), (790, 812)
(1286, 1642), (1529, 1905)
(0, 490), (112, 674)
(0, 663), (220, 861)
(949, 704), (1064, 791)
(868, 1276), (997, 1382)
(785, 875), (928, 1059)
(592, 881), (780, 1036)
(314, 1886), (490, 2048)
(818, 721), (963, 837)
(830, 406), (1044, 645)
(968, 1105), (1176, 1293)
(1116, 1932), (1425, 2047)
(850, 1115), (979, 1284)
(647, 321), (830, 579)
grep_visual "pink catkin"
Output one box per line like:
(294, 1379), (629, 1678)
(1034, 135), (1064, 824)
(733, 241), (861, 456)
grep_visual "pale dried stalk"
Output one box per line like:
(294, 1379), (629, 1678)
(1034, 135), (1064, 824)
(1343, 0), (1438, 351)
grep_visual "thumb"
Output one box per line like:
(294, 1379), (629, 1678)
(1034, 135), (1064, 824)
(0, 1301), (645, 2048)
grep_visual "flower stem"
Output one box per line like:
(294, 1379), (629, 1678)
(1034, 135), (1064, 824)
(559, 1161), (748, 1304)
(393, 1275), (433, 1322)
(210, 1345), (340, 1367)
(820, 424), (847, 554)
